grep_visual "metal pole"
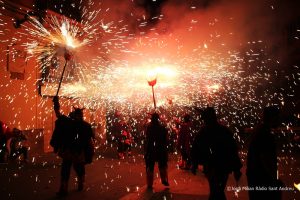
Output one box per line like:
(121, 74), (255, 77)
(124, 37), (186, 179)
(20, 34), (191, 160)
(56, 59), (68, 96)
(6, 46), (9, 71)
(152, 85), (156, 109)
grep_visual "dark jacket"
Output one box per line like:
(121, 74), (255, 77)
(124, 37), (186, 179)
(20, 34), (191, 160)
(246, 124), (277, 182)
(144, 121), (168, 162)
(191, 123), (242, 174)
(177, 122), (193, 154)
(50, 116), (93, 155)
(50, 115), (74, 153)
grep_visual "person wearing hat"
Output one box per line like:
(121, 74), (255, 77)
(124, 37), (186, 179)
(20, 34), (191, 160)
(144, 112), (169, 189)
(50, 96), (94, 196)
(191, 107), (242, 200)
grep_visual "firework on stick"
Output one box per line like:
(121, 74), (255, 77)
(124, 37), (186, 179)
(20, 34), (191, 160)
(21, 10), (100, 96)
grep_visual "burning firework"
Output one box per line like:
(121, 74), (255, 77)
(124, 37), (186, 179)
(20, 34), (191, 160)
(0, 1), (299, 199)
(23, 9), (100, 69)
(295, 183), (300, 191)
(1, 0), (299, 136)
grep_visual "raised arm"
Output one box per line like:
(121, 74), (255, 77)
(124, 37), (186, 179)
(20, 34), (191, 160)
(53, 96), (61, 118)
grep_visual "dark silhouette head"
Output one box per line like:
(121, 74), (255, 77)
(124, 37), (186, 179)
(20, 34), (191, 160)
(201, 107), (217, 125)
(69, 107), (84, 121)
(183, 114), (191, 123)
(12, 128), (21, 134)
(263, 106), (280, 128)
(151, 112), (160, 123)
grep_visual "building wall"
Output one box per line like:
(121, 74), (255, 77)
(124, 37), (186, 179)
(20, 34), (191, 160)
(0, 15), (106, 153)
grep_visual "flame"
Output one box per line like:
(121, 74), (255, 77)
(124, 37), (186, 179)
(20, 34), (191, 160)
(61, 22), (75, 48)
(146, 70), (157, 83)
(146, 65), (179, 86)
(23, 13), (98, 66)
(207, 84), (221, 93)
(294, 183), (300, 191)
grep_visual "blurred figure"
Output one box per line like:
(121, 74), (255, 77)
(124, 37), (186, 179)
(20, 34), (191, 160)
(117, 120), (133, 159)
(50, 96), (94, 196)
(0, 121), (11, 163)
(191, 107), (242, 200)
(144, 113), (169, 189)
(112, 112), (132, 159)
(167, 117), (180, 153)
(247, 106), (282, 200)
(177, 114), (193, 170)
(9, 128), (28, 163)
(111, 110), (122, 143)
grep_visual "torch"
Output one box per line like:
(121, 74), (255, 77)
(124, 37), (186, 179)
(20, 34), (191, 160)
(55, 48), (72, 96)
(147, 72), (157, 110)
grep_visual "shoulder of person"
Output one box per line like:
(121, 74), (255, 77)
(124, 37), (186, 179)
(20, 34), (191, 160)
(252, 124), (271, 138)
(161, 123), (168, 130)
(217, 123), (233, 133)
(194, 127), (207, 140)
(200, 124), (213, 134)
(82, 120), (92, 126)
(56, 114), (70, 122)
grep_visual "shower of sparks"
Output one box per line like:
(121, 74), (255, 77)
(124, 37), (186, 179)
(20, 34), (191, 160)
(3, 2), (294, 130)
(0, 1), (300, 198)
(43, 43), (287, 128)
(22, 9), (100, 70)
(2, 1), (299, 134)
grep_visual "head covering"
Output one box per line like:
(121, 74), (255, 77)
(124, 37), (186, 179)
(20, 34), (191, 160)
(263, 106), (280, 122)
(69, 106), (84, 120)
(183, 114), (191, 122)
(151, 112), (160, 122)
(12, 128), (21, 133)
(201, 107), (217, 123)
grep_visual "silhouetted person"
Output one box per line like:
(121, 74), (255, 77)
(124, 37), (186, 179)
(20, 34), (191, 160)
(0, 121), (9, 163)
(247, 106), (282, 200)
(50, 96), (94, 196)
(177, 114), (193, 169)
(112, 111), (127, 159)
(116, 119), (132, 159)
(9, 128), (28, 163)
(144, 113), (169, 189)
(191, 107), (242, 200)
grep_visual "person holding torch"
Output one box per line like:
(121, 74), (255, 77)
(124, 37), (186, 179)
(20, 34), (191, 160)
(144, 113), (169, 189)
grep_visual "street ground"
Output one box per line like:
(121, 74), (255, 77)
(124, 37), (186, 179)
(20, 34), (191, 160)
(0, 144), (299, 200)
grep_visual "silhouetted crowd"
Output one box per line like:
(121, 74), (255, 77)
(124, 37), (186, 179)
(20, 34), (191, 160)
(0, 123), (28, 163)
(0, 97), (286, 200)
(49, 97), (284, 200)
(142, 106), (282, 200)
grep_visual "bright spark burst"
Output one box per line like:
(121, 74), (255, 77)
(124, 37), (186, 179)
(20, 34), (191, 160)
(0, 1), (299, 199)
(295, 183), (300, 191)
(22, 9), (100, 71)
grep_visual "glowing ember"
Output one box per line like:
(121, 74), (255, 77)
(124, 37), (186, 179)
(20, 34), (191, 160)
(294, 183), (300, 191)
